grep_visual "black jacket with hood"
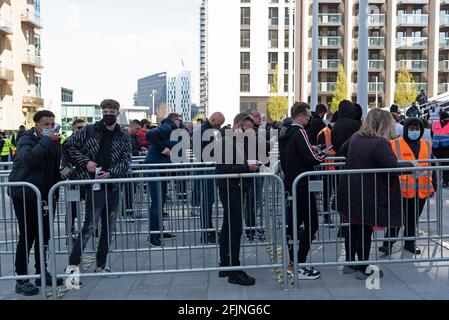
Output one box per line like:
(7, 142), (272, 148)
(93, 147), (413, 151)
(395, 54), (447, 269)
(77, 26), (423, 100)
(331, 100), (362, 156)
(306, 112), (327, 146)
(279, 124), (325, 193)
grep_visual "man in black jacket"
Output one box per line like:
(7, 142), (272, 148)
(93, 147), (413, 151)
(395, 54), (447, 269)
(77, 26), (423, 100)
(331, 100), (362, 156)
(279, 102), (327, 280)
(216, 113), (259, 286)
(9, 110), (64, 296)
(307, 104), (328, 146)
(64, 99), (132, 289)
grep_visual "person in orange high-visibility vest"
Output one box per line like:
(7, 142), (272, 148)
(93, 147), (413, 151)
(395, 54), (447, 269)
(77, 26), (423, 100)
(317, 112), (339, 226)
(379, 118), (435, 256)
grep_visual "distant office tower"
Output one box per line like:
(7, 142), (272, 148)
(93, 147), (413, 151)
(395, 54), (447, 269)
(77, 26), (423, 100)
(137, 72), (168, 115)
(0, 0), (43, 129)
(295, 0), (449, 109)
(167, 71), (192, 122)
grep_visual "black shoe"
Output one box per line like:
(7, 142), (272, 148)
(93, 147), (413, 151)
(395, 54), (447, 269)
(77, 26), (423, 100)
(443, 183), (449, 189)
(218, 271), (230, 278)
(337, 226), (348, 238)
(35, 273), (64, 287)
(246, 231), (256, 242)
(163, 233), (176, 240)
(15, 280), (39, 296)
(404, 244), (421, 255)
(379, 244), (393, 255)
(201, 232), (217, 244)
(149, 236), (162, 247)
(228, 271), (256, 286)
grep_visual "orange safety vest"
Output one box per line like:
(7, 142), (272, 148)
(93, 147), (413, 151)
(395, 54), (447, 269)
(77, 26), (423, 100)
(390, 137), (434, 199)
(317, 127), (336, 171)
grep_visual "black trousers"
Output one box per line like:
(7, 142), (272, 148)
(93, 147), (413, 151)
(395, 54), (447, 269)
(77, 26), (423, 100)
(384, 197), (427, 247)
(1, 155), (9, 170)
(218, 186), (244, 267)
(13, 199), (50, 276)
(433, 147), (449, 184)
(345, 224), (373, 273)
(287, 188), (319, 264)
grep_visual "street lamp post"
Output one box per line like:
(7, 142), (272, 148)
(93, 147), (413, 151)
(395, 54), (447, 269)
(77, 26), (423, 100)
(311, 0), (319, 110)
(150, 90), (158, 121)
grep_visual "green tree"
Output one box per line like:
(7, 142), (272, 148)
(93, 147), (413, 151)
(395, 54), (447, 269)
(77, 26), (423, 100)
(394, 69), (417, 107)
(192, 113), (206, 122)
(330, 64), (348, 113)
(267, 65), (288, 122)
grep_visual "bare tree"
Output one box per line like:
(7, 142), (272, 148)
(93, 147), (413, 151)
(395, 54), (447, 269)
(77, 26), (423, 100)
(155, 103), (171, 120)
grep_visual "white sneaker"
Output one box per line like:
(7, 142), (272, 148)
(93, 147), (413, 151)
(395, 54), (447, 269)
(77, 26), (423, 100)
(288, 266), (321, 280)
(65, 265), (81, 290)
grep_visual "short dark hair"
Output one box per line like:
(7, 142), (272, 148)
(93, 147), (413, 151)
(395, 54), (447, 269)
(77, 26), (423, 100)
(19, 125), (25, 130)
(33, 110), (55, 123)
(291, 102), (310, 119)
(316, 104), (328, 115)
(100, 99), (120, 111)
(167, 113), (182, 122)
(72, 119), (85, 128)
(234, 112), (248, 125)
(130, 119), (142, 127)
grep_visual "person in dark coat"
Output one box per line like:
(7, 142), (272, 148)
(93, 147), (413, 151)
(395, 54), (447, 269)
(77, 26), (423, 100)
(331, 100), (362, 156)
(306, 104), (328, 146)
(338, 108), (413, 280)
(9, 111), (64, 296)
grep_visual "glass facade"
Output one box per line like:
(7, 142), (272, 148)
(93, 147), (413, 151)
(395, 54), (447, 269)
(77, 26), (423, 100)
(61, 104), (101, 133)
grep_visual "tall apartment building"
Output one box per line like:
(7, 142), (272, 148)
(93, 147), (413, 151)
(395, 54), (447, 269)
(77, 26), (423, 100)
(205, 0), (295, 123)
(0, 0), (43, 130)
(137, 71), (192, 122)
(199, 0), (208, 115)
(295, 0), (449, 109)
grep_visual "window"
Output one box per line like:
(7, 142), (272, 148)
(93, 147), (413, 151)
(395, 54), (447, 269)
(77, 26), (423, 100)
(269, 7), (278, 26)
(285, 7), (290, 25)
(241, 0), (250, 3)
(284, 74), (289, 93)
(240, 52), (250, 70)
(284, 52), (289, 70)
(268, 52), (278, 70)
(240, 74), (250, 92)
(285, 30), (289, 48)
(241, 7), (251, 25)
(240, 30), (250, 47)
(269, 30), (278, 48)
(268, 74), (275, 91)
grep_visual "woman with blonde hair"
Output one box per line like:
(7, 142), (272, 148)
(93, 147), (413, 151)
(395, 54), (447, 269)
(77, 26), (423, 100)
(337, 108), (413, 280)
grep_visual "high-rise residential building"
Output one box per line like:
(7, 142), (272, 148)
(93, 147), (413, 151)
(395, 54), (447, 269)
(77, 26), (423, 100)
(137, 71), (192, 121)
(167, 71), (192, 122)
(295, 0), (449, 109)
(0, 0), (43, 130)
(199, 0), (208, 115)
(204, 0), (295, 123)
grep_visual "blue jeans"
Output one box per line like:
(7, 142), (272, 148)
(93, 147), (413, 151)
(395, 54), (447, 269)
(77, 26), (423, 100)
(148, 179), (167, 235)
(69, 188), (119, 268)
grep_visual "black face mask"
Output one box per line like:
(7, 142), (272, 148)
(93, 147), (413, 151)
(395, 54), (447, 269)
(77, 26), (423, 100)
(103, 115), (117, 126)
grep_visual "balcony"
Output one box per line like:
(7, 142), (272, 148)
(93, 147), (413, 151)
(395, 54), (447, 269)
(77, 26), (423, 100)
(318, 13), (342, 26)
(441, 14), (449, 27)
(439, 83), (449, 94)
(369, 14), (386, 27)
(368, 60), (385, 70)
(318, 59), (341, 70)
(0, 66), (14, 81)
(397, 60), (428, 72)
(440, 60), (449, 72)
(318, 36), (342, 48)
(23, 95), (44, 109)
(397, 37), (428, 49)
(398, 0), (429, 3)
(369, 37), (385, 49)
(318, 82), (336, 93)
(441, 37), (449, 49)
(397, 14), (428, 27)
(21, 10), (42, 29)
(369, 82), (385, 93)
(23, 54), (43, 68)
(0, 16), (13, 35)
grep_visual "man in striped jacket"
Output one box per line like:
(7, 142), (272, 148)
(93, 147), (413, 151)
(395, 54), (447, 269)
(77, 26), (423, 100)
(64, 99), (132, 289)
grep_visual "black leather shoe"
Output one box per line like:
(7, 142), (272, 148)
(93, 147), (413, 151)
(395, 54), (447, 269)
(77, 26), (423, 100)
(228, 271), (256, 286)
(35, 273), (64, 287)
(150, 236), (162, 247)
(404, 245), (421, 255)
(379, 245), (393, 255)
(15, 280), (39, 296)
(218, 271), (229, 278)
(163, 233), (176, 240)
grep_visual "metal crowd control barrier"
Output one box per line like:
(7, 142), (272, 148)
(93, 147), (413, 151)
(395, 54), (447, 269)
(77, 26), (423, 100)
(46, 173), (288, 298)
(0, 182), (47, 299)
(289, 164), (449, 289)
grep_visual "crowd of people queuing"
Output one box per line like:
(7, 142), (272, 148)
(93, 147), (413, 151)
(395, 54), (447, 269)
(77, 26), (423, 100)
(6, 91), (449, 295)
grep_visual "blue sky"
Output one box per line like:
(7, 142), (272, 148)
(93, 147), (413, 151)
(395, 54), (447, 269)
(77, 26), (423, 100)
(42, 0), (200, 107)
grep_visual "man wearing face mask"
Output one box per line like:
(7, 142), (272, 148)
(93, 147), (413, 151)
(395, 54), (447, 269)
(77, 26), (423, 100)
(379, 118), (435, 255)
(64, 99), (132, 289)
(9, 110), (64, 296)
(431, 112), (449, 188)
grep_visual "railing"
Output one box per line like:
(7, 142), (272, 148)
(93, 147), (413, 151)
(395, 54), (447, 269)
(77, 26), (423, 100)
(439, 60), (449, 71)
(397, 60), (428, 71)
(0, 16), (13, 34)
(439, 83), (449, 94)
(397, 14), (429, 26)
(368, 60), (385, 70)
(397, 37), (428, 48)
(441, 37), (449, 48)
(318, 13), (342, 25)
(318, 82), (336, 92)
(318, 59), (341, 70)
(318, 36), (342, 47)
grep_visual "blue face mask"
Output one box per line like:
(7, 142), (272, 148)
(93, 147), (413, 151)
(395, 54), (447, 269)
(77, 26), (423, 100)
(408, 131), (420, 141)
